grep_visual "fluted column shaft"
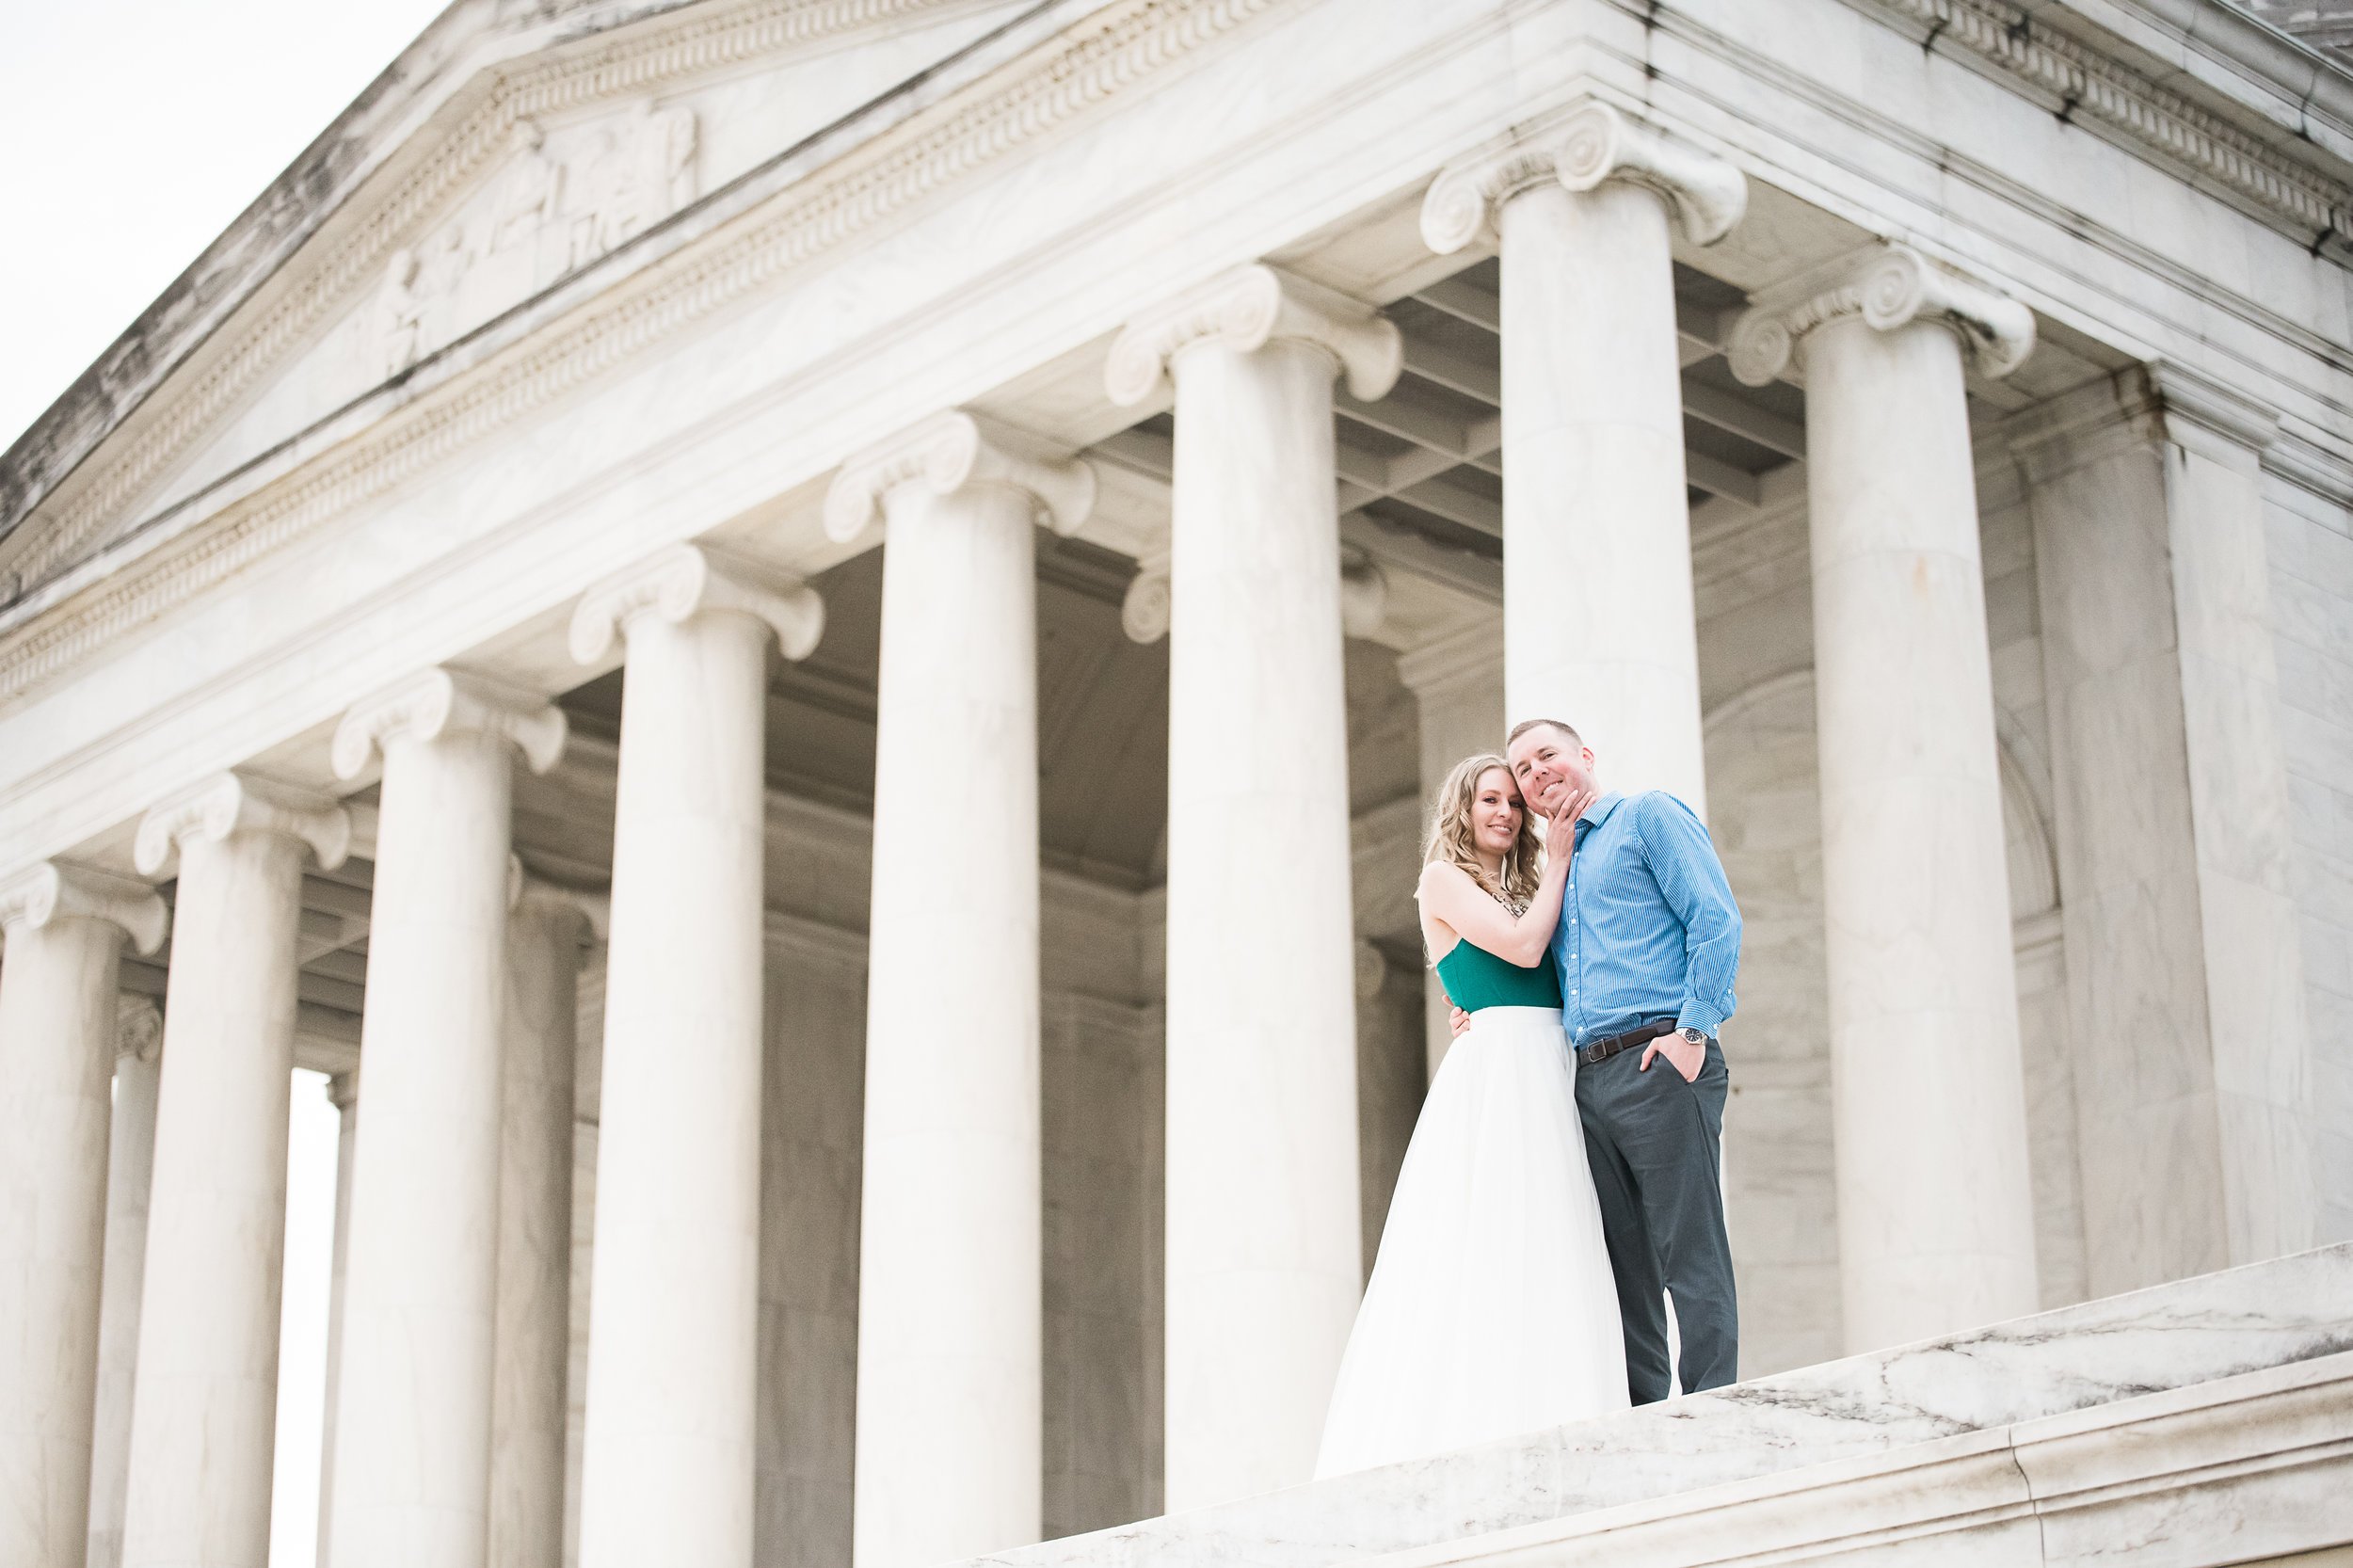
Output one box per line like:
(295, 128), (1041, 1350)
(1732, 246), (2041, 1351)
(826, 412), (1093, 1567)
(1422, 103), (1745, 805)
(0, 866), (166, 1568)
(568, 544), (823, 1566)
(88, 1007), (164, 1568)
(1109, 264), (1400, 1509)
(122, 775), (347, 1568)
(325, 670), (565, 1568)
(490, 883), (592, 1568)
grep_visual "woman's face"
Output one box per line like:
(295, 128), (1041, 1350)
(1470, 767), (1522, 856)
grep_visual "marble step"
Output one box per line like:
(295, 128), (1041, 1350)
(987, 1243), (2353, 1568)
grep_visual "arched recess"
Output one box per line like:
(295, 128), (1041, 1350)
(1700, 667), (2085, 1378)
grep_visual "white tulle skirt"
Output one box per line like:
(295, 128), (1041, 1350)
(1314, 1005), (1630, 1478)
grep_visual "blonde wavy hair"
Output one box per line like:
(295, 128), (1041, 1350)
(1422, 752), (1543, 913)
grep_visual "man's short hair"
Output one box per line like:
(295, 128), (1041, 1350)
(1506, 717), (1582, 750)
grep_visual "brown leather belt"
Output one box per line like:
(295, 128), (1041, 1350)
(1576, 1017), (1677, 1068)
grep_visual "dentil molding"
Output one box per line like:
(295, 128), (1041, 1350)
(0, 860), (169, 954)
(332, 665), (570, 781)
(1104, 263), (1403, 407)
(1725, 242), (2036, 385)
(824, 409), (1097, 543)
(568, 541), (825, 665)
(1851, 0), (2353, 250)
(0, 0), (1291, 712)
(133, 770), (352, 877)
(1418, 98), (1748, 254)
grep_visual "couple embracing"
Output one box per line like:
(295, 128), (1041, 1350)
(1315, 719), (1744, 1477)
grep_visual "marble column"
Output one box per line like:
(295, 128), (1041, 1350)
(122, 773), (349, 1568)
(1421, 100), (1745, 808)
(1394, 621), (1504, 1080)
(2012, 366), (2313, 1293)
(491, 872), (601, 1568)
(1730, 244), (2041, 1351)
(323, 669), (567, 1568)
(825, 411), (1094, 1568)
(0, 864), (167, 1568)
(1107, 263), (1400, 1509)
(568, 542), (823, 1566)
(315, 1071), (357, 1568)
(88, 1000), (164, 1568)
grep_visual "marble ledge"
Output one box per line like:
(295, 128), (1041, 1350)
(969, 1243), (2353, 1568)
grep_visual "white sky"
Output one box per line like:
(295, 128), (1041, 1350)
(2, 7), (447, 1564)
(0, 1), (451, 454)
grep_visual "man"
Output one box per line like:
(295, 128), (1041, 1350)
(1456, 718), (1742, 1402)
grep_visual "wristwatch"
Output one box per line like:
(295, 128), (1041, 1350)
(1675, 1026), (1711, 1048)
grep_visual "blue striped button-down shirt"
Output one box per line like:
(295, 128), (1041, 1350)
(1551, 791), (1742, 1047)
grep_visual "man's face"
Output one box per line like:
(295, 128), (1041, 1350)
(1507, 725), (1597, 816)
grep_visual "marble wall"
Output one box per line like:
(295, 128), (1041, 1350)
(2265, 475), (2353, 1245)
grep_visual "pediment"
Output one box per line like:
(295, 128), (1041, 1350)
(0, 0), (1029, 608)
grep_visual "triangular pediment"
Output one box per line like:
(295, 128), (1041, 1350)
(0, 0), (1032, 607)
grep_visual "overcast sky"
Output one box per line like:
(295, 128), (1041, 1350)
(1, 7), (448, 1563)
(0, 1), (451, 454)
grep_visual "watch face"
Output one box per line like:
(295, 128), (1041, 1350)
(1678, 1028), (1705, 1045)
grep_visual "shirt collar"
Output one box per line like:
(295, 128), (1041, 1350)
(1580, 790), (1626, 830)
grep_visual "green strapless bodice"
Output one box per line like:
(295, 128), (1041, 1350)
(1433, 937), (1562, 1013)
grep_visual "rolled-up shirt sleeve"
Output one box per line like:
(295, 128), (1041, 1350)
(1631, 792), (1742, 1038)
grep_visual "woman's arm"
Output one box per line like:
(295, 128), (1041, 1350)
(1417, 794), (1590, 966)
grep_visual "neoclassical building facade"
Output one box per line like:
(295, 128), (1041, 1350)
(0, 2), (2348, 1567)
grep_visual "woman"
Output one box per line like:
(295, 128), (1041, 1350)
(1314, 753), (1630, 1478)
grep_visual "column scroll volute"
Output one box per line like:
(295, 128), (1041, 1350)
(1419, 98), (1748, 256)
(1726, 243), (2036, 388)
(823, 409), (1096, 546)
(331, 666), (568, 783)
(568, 542), (825, 668)
(1105, 264), (1401, 408)
(133, 772), (352, 879)
(0, 860), (169, 956)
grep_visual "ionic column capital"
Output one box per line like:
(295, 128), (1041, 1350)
(507, 856), (611, 942)
(117, 997), (164, 1063)
(1105, 264), (1401, 408)
(568, 543), (825, 666)
(1121, 552), (1173, 645)
(1727, 243), (2036, 387)
(0, 860), (168, 955)
(133, 772), (351, 877)
(332, 667), (568, 781)
(1420, 99), (1747, 255)
(824, 410), (1096, 545)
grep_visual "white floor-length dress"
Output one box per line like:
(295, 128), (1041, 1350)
(1315, 993), (1630, 1477)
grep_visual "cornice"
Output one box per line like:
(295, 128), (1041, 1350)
(1851, 0), (2353, 250)
(0, 0), (1287, 713)
(4, 0), (993, 596)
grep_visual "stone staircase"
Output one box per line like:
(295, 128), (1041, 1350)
(977, 1245), (2353, 1568)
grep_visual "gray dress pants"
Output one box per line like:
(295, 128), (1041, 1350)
(1574, 1034), (1738, 1403)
